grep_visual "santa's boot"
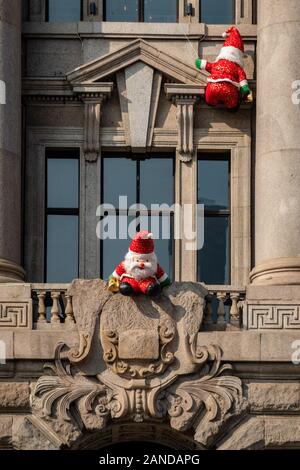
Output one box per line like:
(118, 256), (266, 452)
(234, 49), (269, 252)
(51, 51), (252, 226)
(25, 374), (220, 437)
(119, 282), (135, 296)
(146, 283), (161, 297)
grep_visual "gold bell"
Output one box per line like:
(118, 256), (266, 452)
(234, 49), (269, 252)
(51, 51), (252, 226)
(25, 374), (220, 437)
(108, 277), (120, 293)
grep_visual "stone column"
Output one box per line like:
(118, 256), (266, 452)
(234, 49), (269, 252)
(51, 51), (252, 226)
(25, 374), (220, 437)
(250, 0), (300, 285)
(0, 0), (25, 282)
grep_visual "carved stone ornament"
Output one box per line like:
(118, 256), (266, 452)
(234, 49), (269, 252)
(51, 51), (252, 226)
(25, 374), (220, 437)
(176, 96), (198, 162)
(72, 84), (113, 163)
(31, 280), (247, 449)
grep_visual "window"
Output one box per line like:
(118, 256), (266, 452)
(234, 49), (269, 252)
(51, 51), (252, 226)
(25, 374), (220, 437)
(46, 149), (80, 283)
(104, 0), (178, 22)
(197, 153), (230, 285)
(200, 0), (234, 24)
(47, 0), (82, 22)
(101, 154), (174, 279)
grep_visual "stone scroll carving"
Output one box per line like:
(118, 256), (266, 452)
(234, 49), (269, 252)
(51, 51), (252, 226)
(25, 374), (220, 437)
(31, 280), (246, 449)
(176, 97), (198, 162)
(72, 84), (113, 163)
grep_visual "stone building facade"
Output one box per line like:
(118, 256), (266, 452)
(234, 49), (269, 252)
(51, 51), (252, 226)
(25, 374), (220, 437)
(0, 0), (300, 450)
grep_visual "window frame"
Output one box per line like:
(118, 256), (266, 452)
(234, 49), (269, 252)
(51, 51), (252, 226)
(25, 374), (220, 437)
(45, 148), (80, 283)
(100, 152), (175, 280)
(46, 0), (83, 22)
(103, 0), (179, 23)
(199, 0), (235, 24)
(197, 151), (231, 286)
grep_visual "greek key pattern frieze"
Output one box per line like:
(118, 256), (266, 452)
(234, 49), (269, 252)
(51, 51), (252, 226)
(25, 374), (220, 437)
(247, 304), (300, 329)
(0, 302), (31, 328)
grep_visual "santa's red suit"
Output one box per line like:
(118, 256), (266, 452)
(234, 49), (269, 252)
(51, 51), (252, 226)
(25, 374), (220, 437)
(110, 231), (170, 296)
(195, 27), (251, 109)
(113, 261), (167, 295)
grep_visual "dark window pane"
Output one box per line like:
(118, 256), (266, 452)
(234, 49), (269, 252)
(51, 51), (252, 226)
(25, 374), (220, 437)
(47, 215), (79, 283)
(103, 158), (136, 207)
(200, 0), (234, 24)
(105, 0), (139, 21)
(47, 159), (79, 209)
(144, 0), (177, 22)
(102, 216), (137, 279)
(140, 215), (173, 278)
(48, 0), (81, 22)
(140, 158), (174, 207)
(198, 159), (229, 210)
(198, 217), (230, 285)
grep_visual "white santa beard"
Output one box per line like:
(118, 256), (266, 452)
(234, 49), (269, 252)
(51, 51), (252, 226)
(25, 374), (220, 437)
(124, 252), (158, 281)
(216, 46), (244, 68)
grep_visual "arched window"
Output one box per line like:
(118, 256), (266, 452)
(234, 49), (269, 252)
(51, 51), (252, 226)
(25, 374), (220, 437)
(47, 0), (82, 22)
(104, 0), (178, 23)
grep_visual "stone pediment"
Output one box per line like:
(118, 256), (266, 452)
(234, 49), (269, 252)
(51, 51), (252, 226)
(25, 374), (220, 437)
(66, 38), (207, 86)
(66, 40), (207, 152)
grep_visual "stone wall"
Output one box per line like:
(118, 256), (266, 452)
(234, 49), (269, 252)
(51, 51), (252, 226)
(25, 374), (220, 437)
(0, 281), (299, 450)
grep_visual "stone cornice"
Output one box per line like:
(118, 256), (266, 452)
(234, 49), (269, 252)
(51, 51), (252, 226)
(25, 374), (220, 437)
(164, 83), (205, 101)
(22, 22), (257, 40)
(22, 78), (114, 103)
(72, 83), (114, 98)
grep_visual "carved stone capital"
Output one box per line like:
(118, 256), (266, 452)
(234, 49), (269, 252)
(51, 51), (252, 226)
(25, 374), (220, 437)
(175, 96), (198, 162)
(165, 84), (203, 163)
(72, 83), (113, 163)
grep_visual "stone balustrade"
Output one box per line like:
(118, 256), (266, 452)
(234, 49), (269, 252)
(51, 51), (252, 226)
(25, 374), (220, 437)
(31, 284), (75, 327)
(204, 286), (246, 330)
(30, 283), (245, 331)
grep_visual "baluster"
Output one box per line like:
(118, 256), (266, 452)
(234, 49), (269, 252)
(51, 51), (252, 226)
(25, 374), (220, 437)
(204, 293), (214, 326)
(65, 294), (75, 325)
(230, 293), (240, 327)
(37, 291), (46, 323)
(51, 292), (60, 324)
(217, 292), (226, 325)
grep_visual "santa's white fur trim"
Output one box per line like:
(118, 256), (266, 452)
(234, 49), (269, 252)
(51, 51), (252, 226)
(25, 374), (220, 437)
(208, 77), (240, 87)
(216, 46), (244, 68)
(158, 273), (168, 283)
(200, 59), (207, 70)
(239, 79), (248, 87)
(222, 32), (229, 38)
(128, 249), (154, 256)
(112, 270), (120, 280)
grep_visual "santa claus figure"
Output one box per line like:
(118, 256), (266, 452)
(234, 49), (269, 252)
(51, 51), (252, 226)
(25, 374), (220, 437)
(195, 26), (252, 110)
(108, 231), (171, 296)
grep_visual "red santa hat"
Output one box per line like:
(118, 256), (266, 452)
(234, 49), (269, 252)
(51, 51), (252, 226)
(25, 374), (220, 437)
(129, 231), (154, 255)
(217, 26), (245, 68)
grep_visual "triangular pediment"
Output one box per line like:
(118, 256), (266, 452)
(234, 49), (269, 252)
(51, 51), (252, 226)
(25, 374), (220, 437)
(67, 38), (207, 86)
